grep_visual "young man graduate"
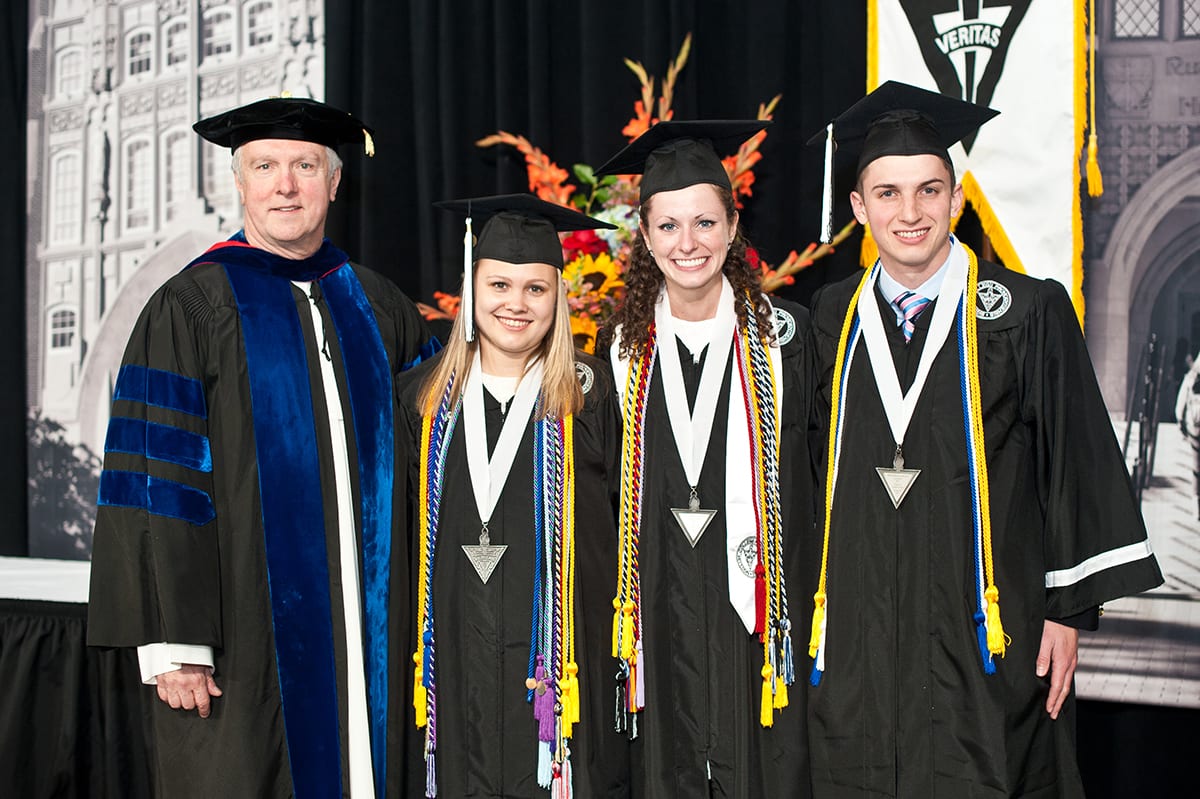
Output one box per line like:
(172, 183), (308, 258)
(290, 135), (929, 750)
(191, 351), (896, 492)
(805, 82), (1163, 797)
(87, 97), (437, 799)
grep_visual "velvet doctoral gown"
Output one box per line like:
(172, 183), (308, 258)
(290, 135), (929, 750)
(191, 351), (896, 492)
(807, 257), (1163, 798)
(88, 237), (435, 798)
(610, 297), (815, 799)
(397, 351), (627, 798)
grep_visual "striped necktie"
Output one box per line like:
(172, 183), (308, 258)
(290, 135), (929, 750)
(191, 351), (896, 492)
(894, 290), (931, 343)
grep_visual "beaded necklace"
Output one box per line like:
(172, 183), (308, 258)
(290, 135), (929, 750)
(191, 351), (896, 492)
(613, 289), (795, 733)
(413, 373), (579, 797)
(808, 243), (1007, 685)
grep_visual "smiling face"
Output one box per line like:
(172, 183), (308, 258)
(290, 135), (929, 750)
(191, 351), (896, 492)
(850, 153), (964, 288)
(234, 138), (341, 259)
(473, 258), (560, 376)
(640, 183), (738, 320)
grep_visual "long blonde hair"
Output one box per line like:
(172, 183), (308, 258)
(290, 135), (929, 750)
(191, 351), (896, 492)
(417, 275), (583, 420)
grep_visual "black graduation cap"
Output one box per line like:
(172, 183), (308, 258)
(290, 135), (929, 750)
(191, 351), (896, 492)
(809, 81), (998, 242)
(435, 194), (616, 341)
(193, 97), (376, 156)
(594, 120), (770, 203)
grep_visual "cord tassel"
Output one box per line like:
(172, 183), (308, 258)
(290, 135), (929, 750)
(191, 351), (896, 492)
(537, 741), (552, 788)
(425, 749), (437, 797)
(619, 603), (635, 661)
(1086, 133), (1103, 197)
(760, 664), (775, 727)
(413, 653), (427, 727)
(808, 591), (826, 657)
(984, 585), (1007, 657)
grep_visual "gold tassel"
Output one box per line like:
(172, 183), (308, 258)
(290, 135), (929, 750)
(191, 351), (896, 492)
(413, 652), (427, 727)
(984, 585), (1007, 657)
(363, 128), (376, 158)
(773, 678), (789, 710)
(808, 590), (826, 658)
(1085, 133), (1103, 197)
(760, 664), (775, 727)
(620, 602), (635, 661)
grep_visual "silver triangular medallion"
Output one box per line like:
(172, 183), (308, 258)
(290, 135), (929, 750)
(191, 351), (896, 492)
(671, 507), (717, 547)
(670, 489), (717, 547)
(462, 526), (506, 582)
(876, 466), (920, 509)
(876, 448), (920, 509)
(462, 543), (507, 582)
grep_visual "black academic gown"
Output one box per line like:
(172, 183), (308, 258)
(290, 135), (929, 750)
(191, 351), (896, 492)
(397, 351), (627, 799)
(807, 259), (1164, 798)
(88, 242), (433, 798)
(612, 298), (815, 799)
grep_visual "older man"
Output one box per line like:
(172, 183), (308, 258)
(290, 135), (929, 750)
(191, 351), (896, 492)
(87, 98), (436, 798)
(805, 83), (1162, 797)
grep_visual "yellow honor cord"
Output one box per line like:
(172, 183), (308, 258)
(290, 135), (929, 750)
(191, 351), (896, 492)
(963, 245), (1006, 657)
(414, 414), (435, 727)
(813, 269), (872, 658)
(561, 415), (580, 737)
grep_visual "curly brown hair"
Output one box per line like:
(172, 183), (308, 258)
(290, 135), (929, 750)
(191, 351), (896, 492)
(598, 185), (775, 359)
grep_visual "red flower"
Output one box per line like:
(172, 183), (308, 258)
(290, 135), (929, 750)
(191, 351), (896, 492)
(746, 246), (762, 271)
(562, 229), (608, 260)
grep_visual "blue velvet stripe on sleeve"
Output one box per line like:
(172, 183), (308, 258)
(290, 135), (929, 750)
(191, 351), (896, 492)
(112, 365), (207, 418)
(97, 470), (216, 525)
(104, 417), (213, 473)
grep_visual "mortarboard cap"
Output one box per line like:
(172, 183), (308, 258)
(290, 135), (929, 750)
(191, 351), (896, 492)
(193, 97), (376, 157)
(595, 120), (770, 204)
(435, 194), (616, 341)
(808, 81), (998, 242)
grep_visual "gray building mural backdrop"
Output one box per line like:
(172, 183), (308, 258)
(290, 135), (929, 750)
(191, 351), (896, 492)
(25, 0), (325, 558)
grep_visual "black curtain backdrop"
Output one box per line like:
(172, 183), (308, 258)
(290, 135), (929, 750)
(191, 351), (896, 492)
(321, 0), (869, 306)
(0, 0), (27, 556)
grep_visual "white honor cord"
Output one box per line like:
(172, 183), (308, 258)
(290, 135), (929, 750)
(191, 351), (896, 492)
(856, 244), (967, 449)
(463, 350), (543, 527)
(654, 278), (737, 489)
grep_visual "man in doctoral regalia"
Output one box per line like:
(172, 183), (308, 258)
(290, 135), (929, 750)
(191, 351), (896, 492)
(805, 82), (1163, 797)
(87, 97), (436, 798)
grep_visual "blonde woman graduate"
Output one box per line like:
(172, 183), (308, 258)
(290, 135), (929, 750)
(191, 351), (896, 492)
(594, 121), (815, 798)
(397, 194), (629, 798)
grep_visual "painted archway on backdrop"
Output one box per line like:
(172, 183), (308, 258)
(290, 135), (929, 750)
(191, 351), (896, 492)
(1088, 147), (1200, 415)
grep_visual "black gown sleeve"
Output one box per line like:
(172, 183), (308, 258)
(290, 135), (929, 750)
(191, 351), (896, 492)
(1022, 280), (1163, 619)
(87, 280), (223, 650)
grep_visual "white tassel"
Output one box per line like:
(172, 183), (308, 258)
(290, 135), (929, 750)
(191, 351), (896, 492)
(537, 740), (552, 788)
(462, 214), (475, 342)
(425, 750), (437, 797)
(820, 122), (835, 244)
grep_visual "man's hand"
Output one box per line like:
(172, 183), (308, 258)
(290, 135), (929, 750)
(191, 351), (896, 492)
(1036, 620), (1078, 720)
(155, 664), (223, 718)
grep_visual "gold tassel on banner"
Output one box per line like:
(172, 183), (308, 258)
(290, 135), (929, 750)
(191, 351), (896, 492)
(1085, 0), (1103, 197)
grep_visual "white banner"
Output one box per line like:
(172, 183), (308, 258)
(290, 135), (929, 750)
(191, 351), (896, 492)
(869, 0), (1085, 318)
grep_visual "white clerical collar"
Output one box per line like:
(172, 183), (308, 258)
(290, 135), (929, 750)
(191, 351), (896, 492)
(671, 316), (717, 364)
(480, 372), (518, 413)
(876, 235), (957, 325)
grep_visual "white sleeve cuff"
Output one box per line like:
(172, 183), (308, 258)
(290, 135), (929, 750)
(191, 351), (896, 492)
(136, 643), (215, 685)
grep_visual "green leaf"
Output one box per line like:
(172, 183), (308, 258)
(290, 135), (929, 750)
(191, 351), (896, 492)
(599, 175), (619, 187)
(571, 193), (588, 208)
(594, 189), (610, 205)
(573, 163), (597, 185)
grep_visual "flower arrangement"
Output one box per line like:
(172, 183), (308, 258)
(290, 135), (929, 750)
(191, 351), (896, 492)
(420, 34), (857, 350)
